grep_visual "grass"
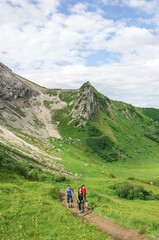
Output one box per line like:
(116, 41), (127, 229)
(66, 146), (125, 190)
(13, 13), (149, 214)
(48, 133), (159, 239)
(0, 171), (110, 240)
(48, 95), (159, 239)
(59, 90), (78, 104)
(65, 177), (159, 240)
(1, 83), (159, 239)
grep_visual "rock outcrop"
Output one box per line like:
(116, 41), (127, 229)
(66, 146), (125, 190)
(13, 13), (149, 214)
(0, 63), (32, 100)
(73, 81), (97, 120)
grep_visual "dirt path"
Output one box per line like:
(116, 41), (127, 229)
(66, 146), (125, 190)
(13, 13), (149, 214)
(59, 191), (149, 240)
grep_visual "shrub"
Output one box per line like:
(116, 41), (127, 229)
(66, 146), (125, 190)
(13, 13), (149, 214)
(28, 169), (39, 181)
(155, 130), (159, 136)
(127, 177), (136, 181)
(109, 173), (116, 178)
(0, 152), (5, 166)
(39, 173), (49, 182)
(87, 126), (102, 137)
(54, 176), (66, 182)
(86, 136), (114, 152)
(114, 182), (150, 200)
(143, 108), (159, 122)
(13, 161), (30, 178)
(102, 153), (118, 162)
(154, 194), (159, 200)
(145, 134), (159, 144)
(86, 135), (118, 162)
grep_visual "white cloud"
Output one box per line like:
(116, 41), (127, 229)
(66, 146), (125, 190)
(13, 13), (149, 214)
(20, 59), (159, 108)
(0, 0), (159, 108)
(101, 0), (157, 12)
(121, 0), (156, 13)
(0, 1), (117, 69)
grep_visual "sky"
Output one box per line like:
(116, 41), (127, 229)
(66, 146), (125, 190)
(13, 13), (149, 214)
(0, 0), (159, 108)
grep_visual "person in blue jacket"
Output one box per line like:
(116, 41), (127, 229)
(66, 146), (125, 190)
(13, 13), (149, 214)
(65, 185), (74, 208)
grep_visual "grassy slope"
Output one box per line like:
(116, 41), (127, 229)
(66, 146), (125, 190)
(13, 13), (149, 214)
(1, 81), (159, 239)
(50, 88), (159, 239)
(0, 152), (109, 240)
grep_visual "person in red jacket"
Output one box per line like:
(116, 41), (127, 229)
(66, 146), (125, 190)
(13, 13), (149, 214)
(81, 185), (88, 209)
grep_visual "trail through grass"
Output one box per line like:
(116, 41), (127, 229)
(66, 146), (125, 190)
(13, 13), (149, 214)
(0, 171), (110, 240)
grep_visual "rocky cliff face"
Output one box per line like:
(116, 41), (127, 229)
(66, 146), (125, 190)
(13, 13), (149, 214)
(0, 63), (32, 100)
(73, 82), (97, 120)
(0, 62), (66, 139)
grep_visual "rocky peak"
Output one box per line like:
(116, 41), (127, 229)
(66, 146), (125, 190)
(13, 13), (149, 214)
(0, 62), (32, 100)
(72, 81), (97, 120)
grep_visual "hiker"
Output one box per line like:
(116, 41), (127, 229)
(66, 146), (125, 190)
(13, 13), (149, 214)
(77, 187), (84, 215)
(65, 185), (74, 208)
(82, 185), (88, 209)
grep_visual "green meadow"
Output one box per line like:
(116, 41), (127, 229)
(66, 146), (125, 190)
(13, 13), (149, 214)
(50, 89), (159, 240)
(1, 83), (159, 239)
(0, 156), (110, 240)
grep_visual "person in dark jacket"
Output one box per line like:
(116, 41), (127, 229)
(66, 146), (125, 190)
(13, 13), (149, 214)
(77, 187), (84, 215)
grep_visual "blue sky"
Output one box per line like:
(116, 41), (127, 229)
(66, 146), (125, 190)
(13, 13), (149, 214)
(0, 0), (159, 108)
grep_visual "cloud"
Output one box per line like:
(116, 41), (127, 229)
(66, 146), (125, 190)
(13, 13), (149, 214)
(0, 0), (159, 108)
(0, 1), (117, 69)
(101, 0), (157, 13)
(121, 0), (157, 13)
(20, 58), (159, 108)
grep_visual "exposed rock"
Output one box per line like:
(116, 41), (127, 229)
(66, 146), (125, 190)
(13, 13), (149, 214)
(23, 100), (31, 108)
(73, 81), (97, 120)
(118, 151), (126, 158)
(0, 63), (32, 100)
(148, 126), (154, 130)
(84, 163), (90, 166)
(0, 101), (5, 110)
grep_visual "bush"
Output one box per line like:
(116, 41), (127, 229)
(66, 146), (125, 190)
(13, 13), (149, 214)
(86, 136), (114, 152)
(127, 177), (136, 181)
(13, 162), (30, 178)
(28, 169), (39, 181)
(154, 194), (159, 200)
(54, 176), (66, 182)
(114, 182), (150, 200)
(143, 108), (159, 122)
(109, 173), (116, 178)
(39, 173), (49, 182)
(86, 135), (118, 162)
(102, 153), (118, 162)
(87, 126), (102, 137)
(145, 134), (159, 144)
(0, 152), (5, 166)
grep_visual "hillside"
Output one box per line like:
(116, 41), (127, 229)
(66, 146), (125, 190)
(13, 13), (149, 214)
(1, 62), (159, 239)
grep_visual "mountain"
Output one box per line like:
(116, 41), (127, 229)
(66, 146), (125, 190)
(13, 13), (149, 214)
(0, 62), (159, 175)
(1, 62), (159, 239)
